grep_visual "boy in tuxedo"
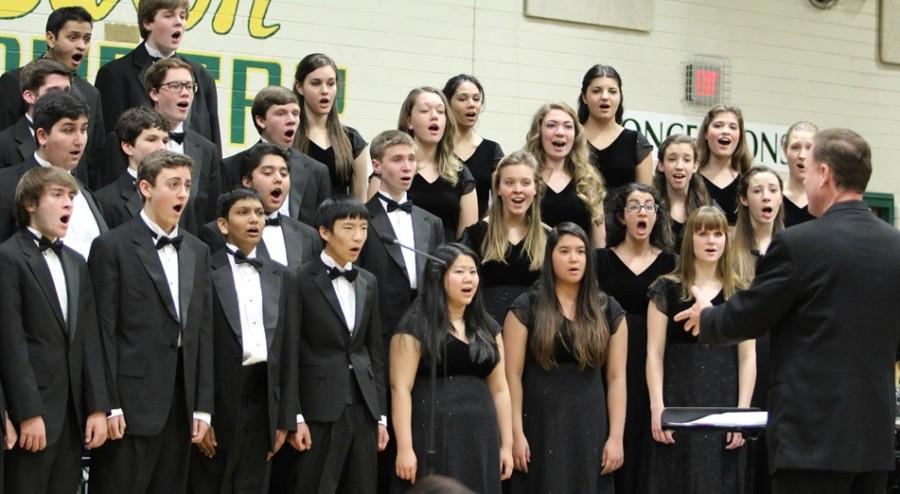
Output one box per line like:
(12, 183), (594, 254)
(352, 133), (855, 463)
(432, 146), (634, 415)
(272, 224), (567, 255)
(189, 188), (296, 493)
(0, 6), (105, 188)
(287, 198), (389, 494)
(88, 149), (214, 493)
(357, 130), (443, 492)
(0, 91), (108, 257)
(222, 86), (330, 226)
(0, 166), (109, 493)
(200, 142), (320, 267)
(94, 107), (170, 229)
(0, 59), (72, 169)
(94, 0), (220, 152)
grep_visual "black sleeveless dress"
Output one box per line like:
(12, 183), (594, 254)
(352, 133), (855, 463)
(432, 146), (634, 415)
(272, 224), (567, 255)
(541, 180), (593, 236)
(305, 126), (367, 198)
(783, 196), (814, 227)
(588, 128), (653, 192)
(408, 166), (476, 241)
(702, 174), (739, 225)
(461, 139), (504, 219)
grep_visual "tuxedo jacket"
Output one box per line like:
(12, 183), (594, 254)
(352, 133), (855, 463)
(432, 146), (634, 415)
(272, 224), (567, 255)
(94, 42), (220, 153)
(88, 216), (214, 436)
(209, 249), (296, 447)
(93, 172), (142, 230)
(0, 155), (108, 242)
(0, 117), (34, 169)
(287, 259), (385, 423)
(222, 145), (331, 227)
(0, 230), (109, 445)
(198, 214), (320, 269)
(0, 68), (105, 189)
(699, 201), (900, 473)
(358, 197), (444, 340)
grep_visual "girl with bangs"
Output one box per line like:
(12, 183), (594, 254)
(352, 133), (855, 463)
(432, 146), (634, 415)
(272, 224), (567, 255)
(387, 86), (478, 241)
(697, 105), (754, 225)
(460, 150), (546, 324)
(525, 102), (607, 247)
(597, 183), (676, 494)
(292, 53), (371, 200)
(391, 243), (513, 494)
(652, 134), (710, 249)
(504, 223), (627, 493)
(645, 206), (755, 493)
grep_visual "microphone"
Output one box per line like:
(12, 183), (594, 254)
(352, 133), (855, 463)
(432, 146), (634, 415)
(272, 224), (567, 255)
(377, 233), (446, 266)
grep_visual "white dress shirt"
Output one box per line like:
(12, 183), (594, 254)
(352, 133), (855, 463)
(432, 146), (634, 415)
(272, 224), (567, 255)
(377, 190), (417, 289)
(166, 122), (186, 155)
(35, 153), (101, 260)
(27, 226), (66, 322)
(262, 212), (288, 266)
(320, 251), (355, 334)
(226, 243), (267, 366)
(144, 43), (175, 60)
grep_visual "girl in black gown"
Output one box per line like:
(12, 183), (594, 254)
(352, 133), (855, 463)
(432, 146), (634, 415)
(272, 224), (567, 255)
(780, 121), (818, 227)
(505, 223), (627, 494)
(525, 102), (606, 247)
(460, 150), (546, 324)
(391, 243), (513, 493)
(597, 183), (676, 494)
(645, 206), (755, 494)
(732, 166), (784, 494)
(443, 74), (504, 219)
(387, 87), (477, 240)
(578, 64), (654, 190)
(653, 134), (710, 250)
(292, 53), (370, 200)
(697, 105), (754, 225)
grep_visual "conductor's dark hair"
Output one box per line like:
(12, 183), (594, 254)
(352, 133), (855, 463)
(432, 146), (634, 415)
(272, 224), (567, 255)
(813, 128), (872, 193)
(442, 74), (485, 103)
(240, 142), (291, 181)
(315, 198), (368, 233)
(46, 6), (93, 36)
(578, 64), (624, 124)
(401, 243), (498, 367)
(217, 188), (262, 219)
(32, 91), (88, 138)
(606, 183), (673, 251)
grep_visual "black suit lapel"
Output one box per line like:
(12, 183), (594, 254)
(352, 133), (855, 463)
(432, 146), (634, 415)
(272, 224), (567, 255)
(178, 239), (196, 329)
(288, 151), (307, 219)
(119, 175), (142, 218)
(61, 248), (80, 341)
(211, 252), (242, 344)
(134, 43), (153, 94)
(280, 218), (303, 267)
(183, 132), (202, 206)
(13, 118), (33, 162)
(131, 220), (179, 322)
(351, 272), (367, 341)
(367, 200), (408, 280)
(312, 262), (350, 333)
(19, 234), (67, 333)
(260, 263), (281, 350)
(411, 207), (432, 284)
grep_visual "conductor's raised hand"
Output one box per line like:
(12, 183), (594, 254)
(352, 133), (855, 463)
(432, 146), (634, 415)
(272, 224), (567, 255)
(674, 285), (712, 336)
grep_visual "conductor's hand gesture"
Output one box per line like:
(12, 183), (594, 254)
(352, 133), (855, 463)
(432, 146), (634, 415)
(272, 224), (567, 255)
(674, 286), (712, 336)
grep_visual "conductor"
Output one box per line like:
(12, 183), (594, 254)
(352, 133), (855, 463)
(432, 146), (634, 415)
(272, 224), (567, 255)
(677, 128), (900, 494)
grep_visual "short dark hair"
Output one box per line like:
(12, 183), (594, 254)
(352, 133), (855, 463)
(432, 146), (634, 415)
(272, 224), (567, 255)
(46, 6), (93, 37)
(19, 58), (71, 94)
(217, 188), (262, 219)
(137, 0), (189, 39)
(369, 130), (415, 162)
(137, 149), (193, 197)
(315, 198), (368, 233)
(578, 64), (624, 124)
(605, 182), (673, 250)
(813, 128), (872, 193)
(442, 74), (485, 103)
(32, 91), (88, 138)
(144, 58), (194, 95)
(240, 142), (291, 181)
(250, 86), (297, 134)
(15, 166), (79, 227)
(115, 107), (171, 146)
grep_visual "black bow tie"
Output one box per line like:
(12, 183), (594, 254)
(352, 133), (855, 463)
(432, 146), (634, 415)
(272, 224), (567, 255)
(169, 131), (185, 144)
(230, 249), (263, 270)
(379, 193), (412, 214)
(37, 236), (63, 255)
(328, 265), (358, 282)
(265, 216), (281, 227)
(154, 234), (183, 250)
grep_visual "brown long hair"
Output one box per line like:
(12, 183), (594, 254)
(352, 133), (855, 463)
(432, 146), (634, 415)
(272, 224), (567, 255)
(531, 223), (610, 370)
(652, 134), (710, 218)
(398, 87), (462, 186)
(697, 105), (753, 174)
(293, 53), (355, 183)
(733, 166), (784, 282)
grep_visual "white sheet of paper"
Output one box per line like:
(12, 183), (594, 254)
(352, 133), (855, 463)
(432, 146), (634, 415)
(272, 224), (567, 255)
(678, 411), (768, 428)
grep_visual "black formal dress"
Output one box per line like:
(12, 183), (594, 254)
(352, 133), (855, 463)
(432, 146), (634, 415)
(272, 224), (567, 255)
(507, 290), (625, 494)
(459, 220), (540, 324)
(783, 197), (814, 227)
(702, 175), (739, 225)
(588, 129), (653, 191)
(671, 219), (685, 252)
(460, 139), (504, 219)
(407, 166), (475, 241)
(305, 126), (367, 198)
(645, 277), (742, 494)
(541, 180), (594, 235)
(391, 311), (502, 494)
(595, 248), (676, 494)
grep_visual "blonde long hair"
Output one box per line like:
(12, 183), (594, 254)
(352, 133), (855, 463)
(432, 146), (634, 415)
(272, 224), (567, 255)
(397, 87), (462, 186)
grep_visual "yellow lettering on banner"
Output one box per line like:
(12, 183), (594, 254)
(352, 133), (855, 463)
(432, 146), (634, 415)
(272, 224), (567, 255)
(0, 0), (40, 19)
(130, 0), (211, 30)
(49, 0), (120, 20)
(248, 0), (279, 39)
(212, 0), (237, 34)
